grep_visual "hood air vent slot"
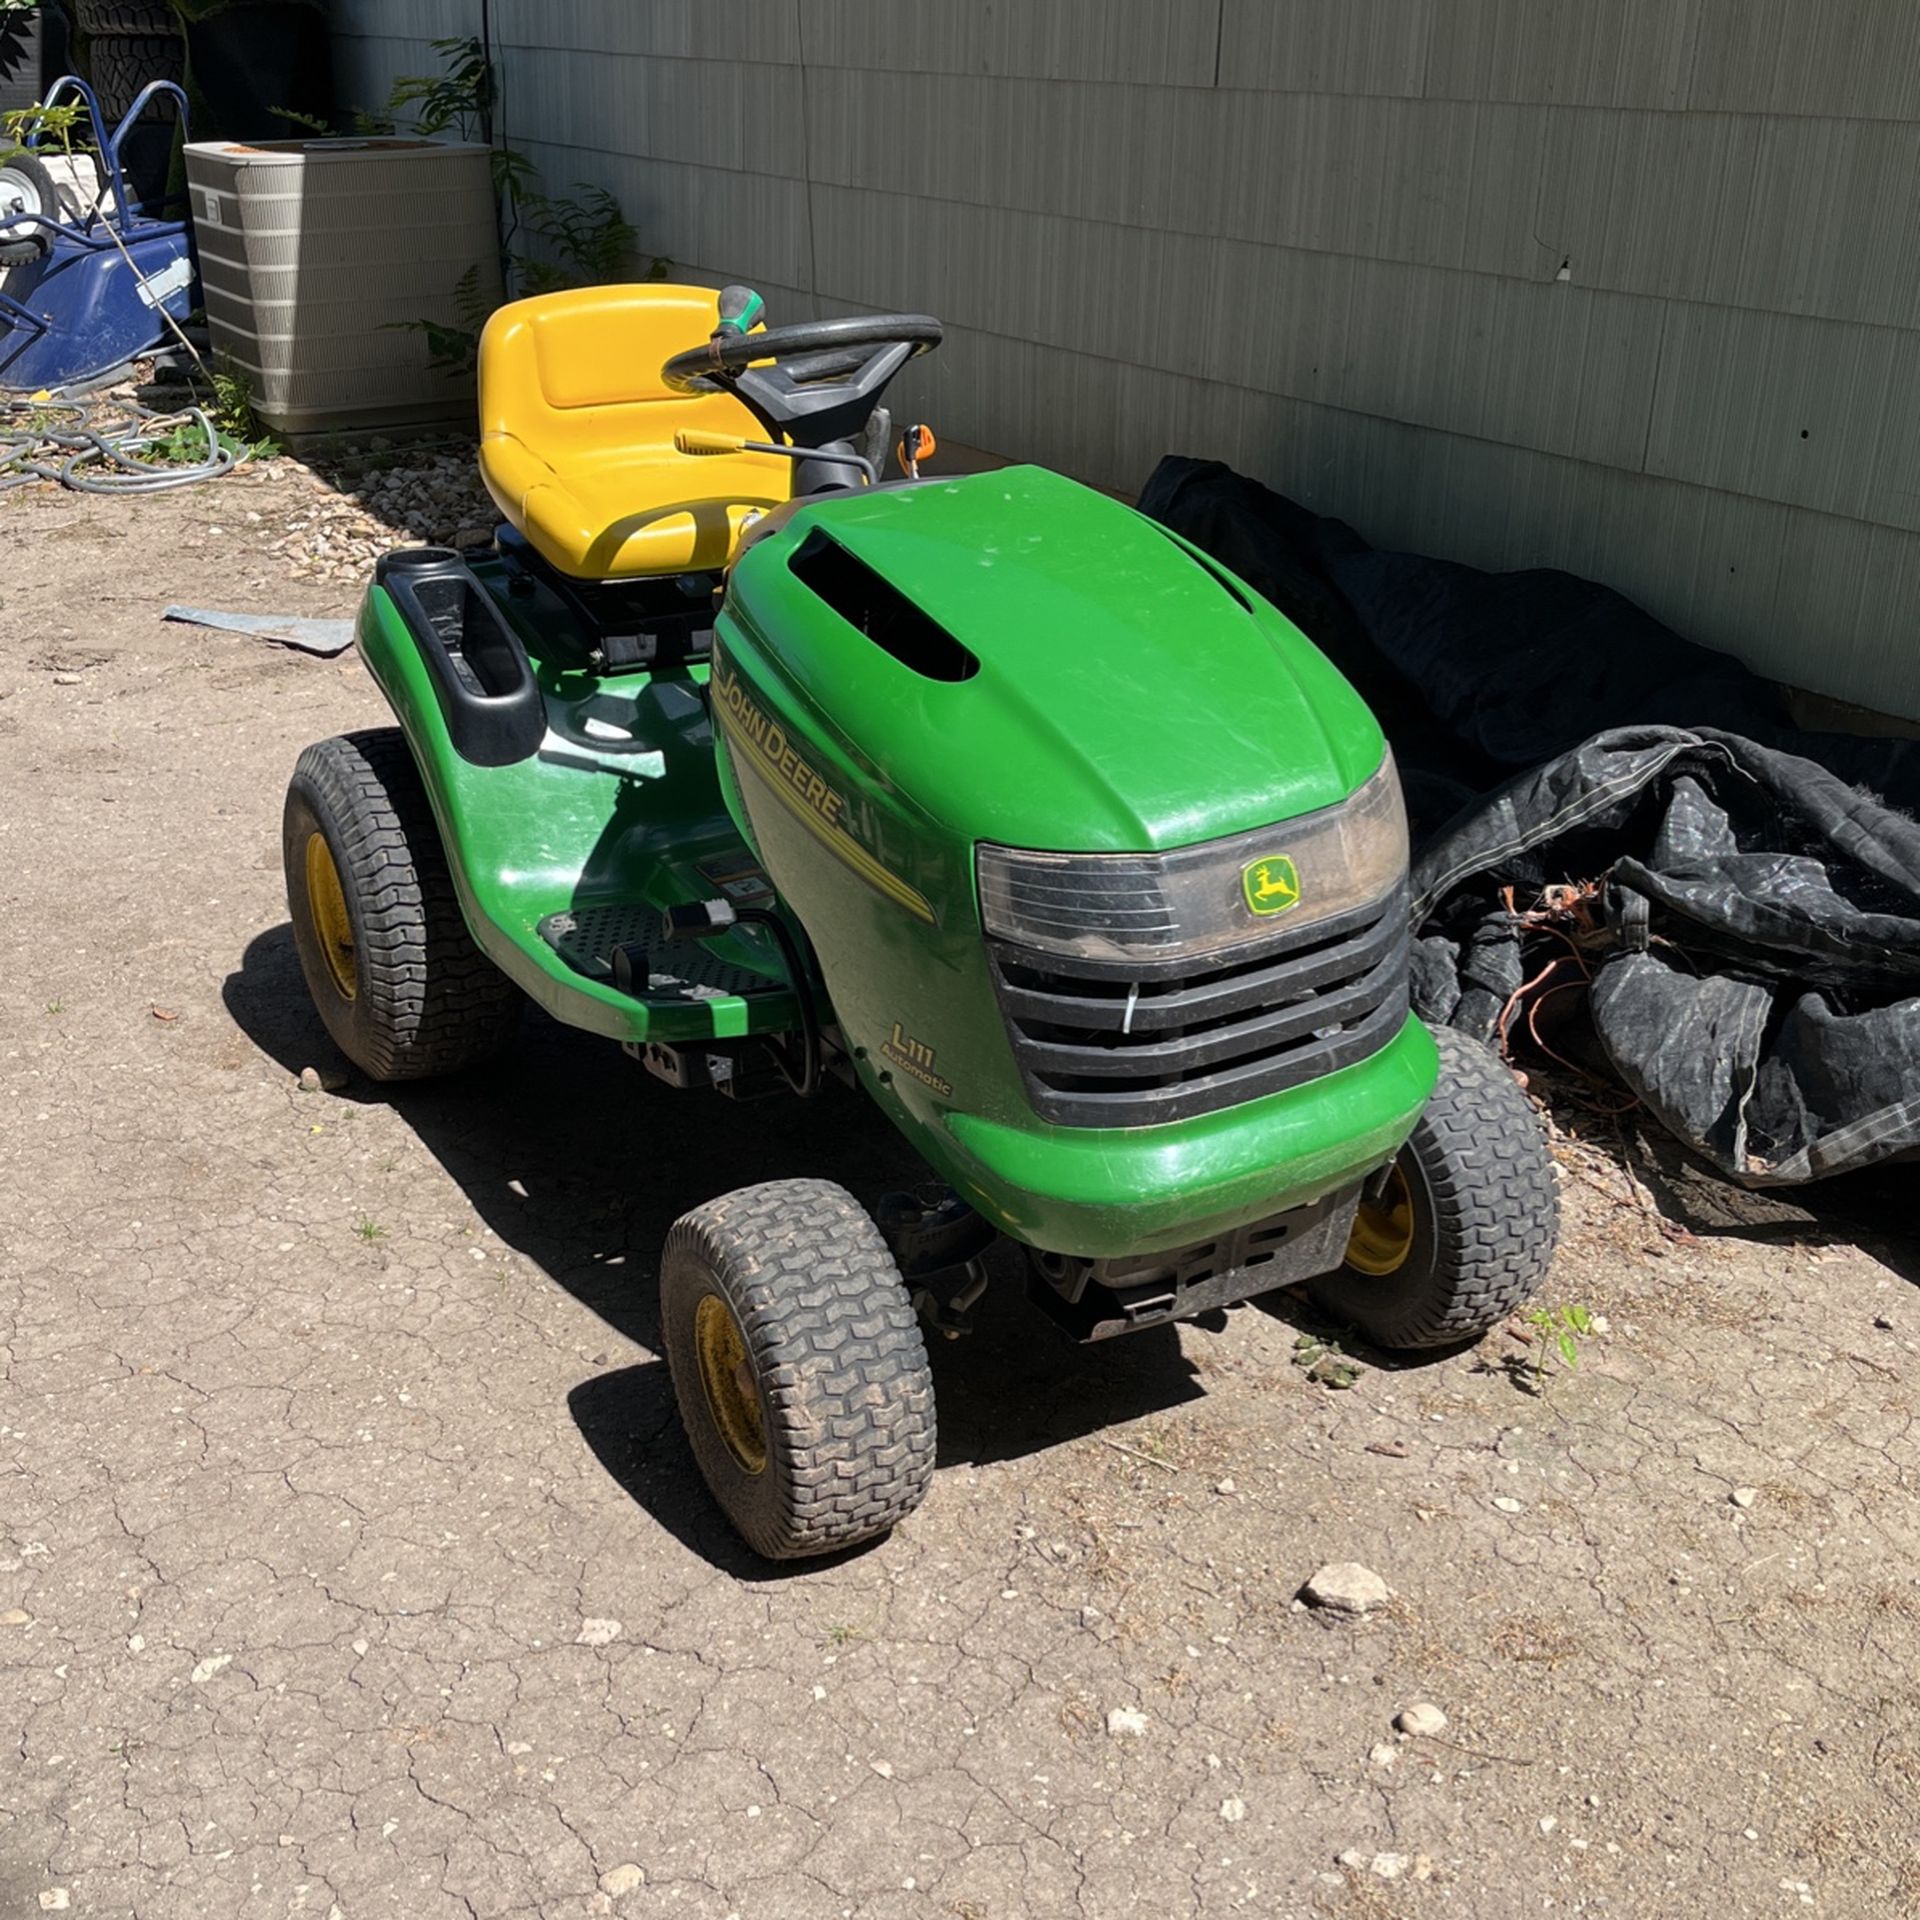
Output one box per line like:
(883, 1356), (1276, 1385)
(789, 529), (979, 682)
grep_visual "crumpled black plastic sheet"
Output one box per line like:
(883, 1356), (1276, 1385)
(1141, 457), (1920, 1186)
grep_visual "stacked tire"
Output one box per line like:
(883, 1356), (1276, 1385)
(72, 0), (183, 213)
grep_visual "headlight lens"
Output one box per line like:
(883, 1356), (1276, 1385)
(977, 755), (1407, 964)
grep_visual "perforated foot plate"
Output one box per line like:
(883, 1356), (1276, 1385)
(538, 904), (772, 1003)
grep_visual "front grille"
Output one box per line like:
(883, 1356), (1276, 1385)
(989, 883), (1410, 1127)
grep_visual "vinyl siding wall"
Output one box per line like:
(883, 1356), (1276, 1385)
(332, 0), (1920, 720)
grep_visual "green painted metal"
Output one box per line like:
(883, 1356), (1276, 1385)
(709, 465), (1431, 1255)
(351, 460), (1429, 1263)
(724, 466), (1388, 854)
(354, 578), (797, 1045)
(935, 1016), (1436, 1258)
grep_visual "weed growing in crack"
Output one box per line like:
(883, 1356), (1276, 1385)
(354, 1217), (386, 1243)
(1526, 1303), (1594, 1387)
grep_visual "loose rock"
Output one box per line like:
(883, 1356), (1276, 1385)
(1338, 1850), (1428, 1882)
(1395, 1701), (1448, 1738)
(1301, 1563), (1391, 1615)
(1106, 1706), (1150, 1738)
(1220, 1797), (1247, 1823)
(1731, 1487), (1758, 1509)
(600, 1864), (644, 1896)
(577, 1618), (622, 1647)
(1367, 1741), (1399, 1769)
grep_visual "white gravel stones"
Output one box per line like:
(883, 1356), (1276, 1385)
(1106, 1706), (1151, 1738)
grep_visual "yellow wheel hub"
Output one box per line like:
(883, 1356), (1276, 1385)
(693, 1293), (767, 1475)
(304, 832), (357, 1001)
(1346, 1162), (1417, 1276)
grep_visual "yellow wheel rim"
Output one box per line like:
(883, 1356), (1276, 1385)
(693, 1293), (767, 1475)
(1346, 1162), (1417, 1276)
(304, 832), (357, 1001)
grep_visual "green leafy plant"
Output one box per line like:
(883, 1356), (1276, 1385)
(3, 98), (90, 166)
(387, 33), (494, 141)
(517, 185), (639, 292)
(206, 354), (268, 449)
(1525, 1303), (1594, 1384)
(387, 261), (497, 377)
(1292, 1331), (1361, 1390)
(360, 38), (667, 376)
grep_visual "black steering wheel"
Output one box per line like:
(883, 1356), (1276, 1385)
(661, 294), (942, 452)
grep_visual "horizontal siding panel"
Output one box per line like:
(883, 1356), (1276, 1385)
(1725, 117), (1920, 331)
(1427, 0), (1701, 109)
(1689, 0), (1920, 119)
(325, 10), (1920, 717)
(1217, 0), (1431, 99)
(491, 0), (798, 63)
(1646, 306), (1919, 531)
(330, 0), (468, 41)
(808, 186), (1661, 470)
(511, 143), (813, 292)
(500, 51), (808, 177)
(802, 0), (1223, 87)
(1767, 513), (1920, 718)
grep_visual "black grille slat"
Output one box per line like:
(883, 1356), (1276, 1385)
(996, 904), (1403, 1034)
(1015, 950), (1402, 1079)
(990, 883), (1410, 1128)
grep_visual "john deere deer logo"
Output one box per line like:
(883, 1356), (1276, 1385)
(1243, 854), (1301, 916)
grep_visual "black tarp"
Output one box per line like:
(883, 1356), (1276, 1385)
(1140, 456), (1920, 1186)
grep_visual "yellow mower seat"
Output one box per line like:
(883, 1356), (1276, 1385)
(477, 284), (793, 580)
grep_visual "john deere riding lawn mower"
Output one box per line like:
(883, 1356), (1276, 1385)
(282, 285), (1558, 1560)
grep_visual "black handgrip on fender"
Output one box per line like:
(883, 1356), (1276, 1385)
(376, 549), (545, 768)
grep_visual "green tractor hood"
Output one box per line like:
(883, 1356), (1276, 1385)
(713, 466), (1427, 1259)
(722, 465), (1388, 856)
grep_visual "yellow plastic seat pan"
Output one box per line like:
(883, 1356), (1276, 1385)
(478, 285), (793, 581)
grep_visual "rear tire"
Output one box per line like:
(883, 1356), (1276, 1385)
(662, 1179), (937, 1561)
(282, 728), (520, 1081)
(1309, 1028), (1558, 1349)
(0, 153), (56, 261)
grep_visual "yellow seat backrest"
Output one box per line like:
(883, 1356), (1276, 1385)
(478, 283), (766, 459)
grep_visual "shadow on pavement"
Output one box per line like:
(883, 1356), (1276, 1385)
(225, 924), (1208, 1566)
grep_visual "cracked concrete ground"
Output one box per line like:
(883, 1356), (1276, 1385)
(3, 466), (1918, 1920)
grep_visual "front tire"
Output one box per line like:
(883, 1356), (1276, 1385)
(282, 729), (519, 1081)
(661, 1179), (937, 1561)
(1310, 1028), (1559, 1349)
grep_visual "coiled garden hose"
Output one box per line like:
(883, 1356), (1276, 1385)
(1, 392), (245, 493)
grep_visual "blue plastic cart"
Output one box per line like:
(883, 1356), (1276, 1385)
(0, 75), (196, 393)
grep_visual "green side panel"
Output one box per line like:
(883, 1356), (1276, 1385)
(355, 582), (796, 1045)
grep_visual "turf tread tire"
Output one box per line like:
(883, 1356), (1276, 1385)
(662, 1179), (936, 1561)
(1310, 1027), (1559, 1350)
(283, 728), (519, 1082)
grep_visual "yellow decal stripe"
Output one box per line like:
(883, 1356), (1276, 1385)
(719, 710), (936, 924)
